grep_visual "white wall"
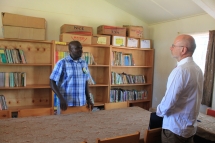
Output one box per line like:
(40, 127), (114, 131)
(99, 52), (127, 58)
(0, 0), (149, 40)
(149, 14), (215, 113)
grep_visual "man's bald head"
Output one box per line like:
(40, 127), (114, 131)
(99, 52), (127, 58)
(175, 34), (196, 54)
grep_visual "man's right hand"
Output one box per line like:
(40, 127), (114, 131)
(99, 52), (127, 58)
(60, 98), (68, 111)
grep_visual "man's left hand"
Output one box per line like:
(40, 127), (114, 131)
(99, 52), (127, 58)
(87, 99), (94, 111)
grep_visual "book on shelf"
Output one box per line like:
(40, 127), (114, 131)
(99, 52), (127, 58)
(0, 48), (7, 63)
(0, 95), (8, 110)
(0, 72), (26, 87)
(110, 89), (148, 102)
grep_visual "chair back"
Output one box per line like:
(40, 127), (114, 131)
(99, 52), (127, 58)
(144, 128), (162, 143)
(96, 131), (140, 143)
(206, 108), (215, 117)
(104, 102), (128, 110)
(61, 105), (90, 114)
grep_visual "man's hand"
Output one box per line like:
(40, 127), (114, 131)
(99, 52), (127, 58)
(60, 98), (68, 111)
(87, 99), (94, 111)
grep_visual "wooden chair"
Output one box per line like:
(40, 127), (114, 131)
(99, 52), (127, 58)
(96, 131), (140, 143)
(61, 105), (90, 114)
(206, 108), (215, 117)
(104, 102), (128, 110)
(144, 128), (162, 143)
(18, 108), (53, 118)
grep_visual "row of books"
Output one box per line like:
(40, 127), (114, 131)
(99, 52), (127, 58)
(0, 95), (8, 110)
(55, 51), (69, 63)
(81, 52), (96, 65)
(111, 51), (134, 66)
(0, 48), (27, 64)
(55, 51), (96, 65)
(110, 89), (148, 102)
(0, 72), (26, 87)
(111, 72), (146, 84)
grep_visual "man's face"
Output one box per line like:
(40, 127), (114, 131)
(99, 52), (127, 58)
(170, 37), (184, 61)
(69, 43), (83, 60)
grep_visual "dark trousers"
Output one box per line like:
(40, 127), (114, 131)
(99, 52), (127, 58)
(162, 129), (193, 143)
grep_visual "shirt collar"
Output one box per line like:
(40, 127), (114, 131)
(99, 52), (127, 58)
(65, 55), (83, 63)
(177, 57), (193, 66)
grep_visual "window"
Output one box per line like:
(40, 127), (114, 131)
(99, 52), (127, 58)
(191, 33), (209, 74)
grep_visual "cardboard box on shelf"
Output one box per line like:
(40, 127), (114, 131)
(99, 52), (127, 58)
(123, 25), (143, 38)
(92, 35), (110, 46)
(1, 12), (46, 29)
(60, 33), (92, 45)
(3, 26), (46, 40)
(139, 39), (151, 49)
(97, 25), (126, 36)
(112, 36), (126, 47)
(60, 24), (93, 36)
(126, 37), (139, 48)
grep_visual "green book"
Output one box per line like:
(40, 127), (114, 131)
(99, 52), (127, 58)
(0, 48), (7, 63)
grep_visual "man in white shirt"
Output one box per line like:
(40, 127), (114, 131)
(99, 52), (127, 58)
(156, 34), (203, 143)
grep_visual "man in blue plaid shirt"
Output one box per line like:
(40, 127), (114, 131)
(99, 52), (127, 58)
(50, 41), (94, 114)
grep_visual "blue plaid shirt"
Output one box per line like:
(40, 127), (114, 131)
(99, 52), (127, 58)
(50, 55), (90, 107)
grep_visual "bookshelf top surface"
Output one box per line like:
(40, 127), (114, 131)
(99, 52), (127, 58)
(0, 38), (52, 44)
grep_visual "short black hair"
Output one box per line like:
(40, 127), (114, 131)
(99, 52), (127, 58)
(68, 41), (82, 50)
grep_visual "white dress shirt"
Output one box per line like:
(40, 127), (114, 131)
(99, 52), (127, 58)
(156, 57), (203, 138)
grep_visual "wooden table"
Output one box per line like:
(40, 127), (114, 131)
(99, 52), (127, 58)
(196, 112), (215, 141)
(0, 107), (151, 143)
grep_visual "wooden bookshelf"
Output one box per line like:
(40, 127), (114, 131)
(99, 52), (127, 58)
(0, 39), (153, 117)
(53, 42), (154, 110)
(0, 38), (54, 118)
(53, 41), (110, 107)
(110, 46), (154, 110)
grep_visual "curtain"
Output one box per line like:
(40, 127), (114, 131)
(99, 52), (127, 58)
(202, 30), (215, 107)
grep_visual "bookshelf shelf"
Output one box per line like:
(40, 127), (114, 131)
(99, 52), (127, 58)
(88, 65), (109, 67)
(0, 39), (54, 118)
(0, 64), (52, 66)
(94, 102), (105, 106)
(128, 99), (150, 104)
(112, 66), (152, 68)
(8, 105), (51, 112)
(89, 84), (109, 87)
(112, 46), (154, 51)
(111, 83), (151, 86)
(0, 85), (51, 89)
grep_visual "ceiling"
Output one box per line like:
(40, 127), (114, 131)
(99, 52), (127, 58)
(105, 0), (215, 25)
